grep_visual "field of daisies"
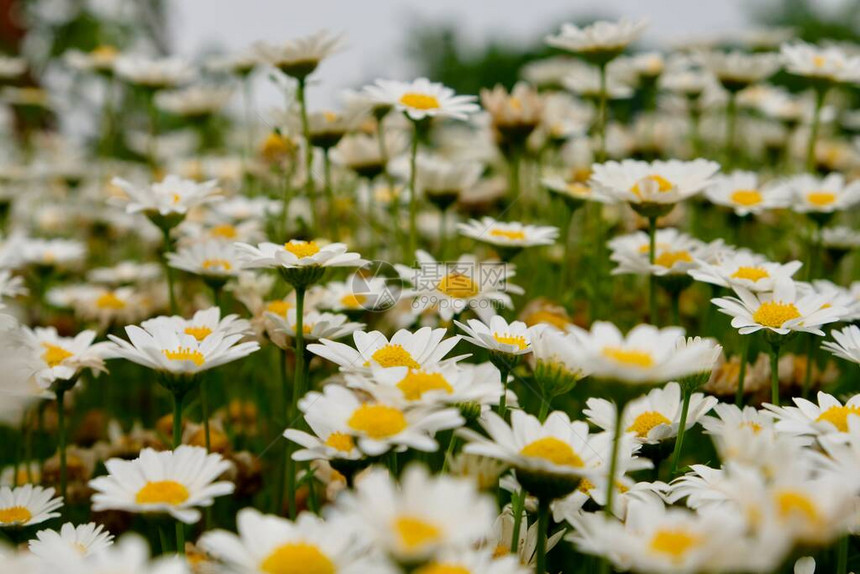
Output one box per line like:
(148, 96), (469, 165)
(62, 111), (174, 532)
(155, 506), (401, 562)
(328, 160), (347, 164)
(3, 9), (860, 574)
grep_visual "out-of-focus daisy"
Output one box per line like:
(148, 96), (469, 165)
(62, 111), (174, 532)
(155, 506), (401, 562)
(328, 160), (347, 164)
(711, 277), (845, 336)
(114, 56), (193, 90)
(590, 159), (720, 209)
(418, 547), (529, 574)
(764, 391), (860, 437)
(331, 465), (496, 563)
(110, 175), (221, 218)
(255, 30), (343, 79)
(781, 41), (860, 84)
(13, 237), (87, 270)
(584, 382), (716, 444)
(167, 240), (242, 282)
(20, 326), (111, 389)
(49, 533), (188, 574)
(698, 50), (780, 91)
(480, 83), (544, 145)
(609, 228), (706, 278)
(156, 86), (233, 119)
(88, 261), (162, 286)
(455, 316), (534, 356)
(690, 252), (803, 292)
(0, 485), (62, 528)
(546, 19), (648, 63)
(199, 507), (391, 574)
(89, 446), (234, 523)
(308, 326), (463, 373)
(267, 309), (363, 342)
(315, 278), (395, 313)
(771, 173), (860, 215)
(290, 384), (463, 457)
(704, 171), (787, 216)
(29, 522), (114, 558)
(821, 226), (860, 255)
(410, 154), (483, 210)
(364, 78), (479, 121)
(141, 307), (252, 341)
(458, 217), (559, 250)
(0, 55), (26, 80)
(822, 325), (860, 364)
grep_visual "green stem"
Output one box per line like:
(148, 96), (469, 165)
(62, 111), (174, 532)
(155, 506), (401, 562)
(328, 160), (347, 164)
(604, 399), (626, 517)
(407, 122), (420, 259)
(837, 534), (849, 574)
(175, 521), (185, 556)
(669, 386), (691, 476)
(441, 432), (457, 473)
(648, 216), (658, 324)
(172, 390), (184, 448)
(323, 148), (335, 240)
(497, 365), (510, 418)
(735, 336), (750, 406)
(158, 524), (170, 554)
(508, 149), (521, 202)
(559, 209), (573, 299)
(802, 333), (815, 399)
(273, 349), (288, 514)
(597, 63), (608, 163)
(56, 388), (67, 505)
(670, 292), (681, 327)
(288, 286), (307, 520)
(806, 87), (826, 173)
(161, 228), (177, 315)
(200, 382), (210, 452)
(535, 497), (551, 574)
(147, 92), (159, 172)
(438, 208), (448, 260)
(769, 343), (781, 406)
(297, 78), (316, 229)
(725, 91), (737, 170)
(538, 396), (551, 422)
(509, 488), (526, 554)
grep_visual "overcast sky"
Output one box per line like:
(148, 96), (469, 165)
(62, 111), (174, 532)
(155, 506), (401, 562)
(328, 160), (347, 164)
(167, 0), (754, 108)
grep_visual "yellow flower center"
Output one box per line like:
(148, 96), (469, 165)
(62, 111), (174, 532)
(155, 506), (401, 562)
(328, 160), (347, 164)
(371, 344), (420, 369)
(776, 490), (820, 524)
(339, 293), (366, 308)
(184, 326), (213, 341)
(807, 191), (837, 207)
(0, 506), (31, 525)
(210, 224), (237, 239)
(415, 564), (470, 574)
(397, 370), (454, 400)
(163, 347), (206, 366)
(323, 111), (339, 123)
(488, 228), (526, 241)
(730, 189), (763, 206)
(135, 480), (190, 505)
(492, 333), (528, 351)
(601, 347), (655, 369)
(41, 343), (73, 368)
(631, 174), (674, 197)
(566, 182), (591, 196)
(394, 515), (442, 550)
(323, 432), (355, 453)
(399, 92), (441, 111)
(266, 301), (292, 315)
(201, 258), (232, 271)
(92, 45), (118, 59)
(96, 291), (126, 310)
(731, 266), (770, 282)
(519, 437), (584, 467)
(815, 405), (860, 432)
(752, 301), (801, 328)
(260, 542), (335, 574)
(813, 55), (827, 68)
(436, 273), (480, 298)
(649, 529), (702, 562)
(171, 193), (182, 204)
(654, 250), (692, 269)
(347, 404), (408, 439)
(742, 421), (763, 433)
(284, 240), (320, 259)
(578, 478), (596, 493)
(627, 411), (672, 438)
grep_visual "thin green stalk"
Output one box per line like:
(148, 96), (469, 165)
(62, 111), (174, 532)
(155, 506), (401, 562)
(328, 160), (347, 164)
(438, 208), (447, 260)
(158, 524), (170, 554)
(802, 334), (815, 399)
(508, 149), (521, 203)
(735, 336), (751, 406)
(725, 91), (737, 170)
(509, 489), (526, 553)
(597, 63), (608, 162)
(535, 497), (551, 574)
(496, 365), (510, 418)
(147, 92), (159, 172)
(200, 382), (210, 452)
(273, 349), (288, 514)
(806, 87), (827, 173)
(441, 432), (457, 473)
(288, 286), (307, 520)
(297, 78), (316, 228)
(56, 388), (67, 504)
(769, 343), (781, 406)
(172, 390), (185, 448)
(648, 216), (658, 324)
(559, 209), (573, 298)
(161, 228), (177, 314)
(175, 522), (185, 556)
(670, 292), (681, 327)
(323, 148), (336, 240)
(669, 386), (691, 476)
(837, 534), (849, 574)
(538, 396), (551, 422)
(407, 122), (420, 258)
(604, 399), (626, 517)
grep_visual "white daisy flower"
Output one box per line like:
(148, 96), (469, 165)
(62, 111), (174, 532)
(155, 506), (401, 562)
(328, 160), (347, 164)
(704, 171), (787, 216)
(315, 278), (396, 312)
(167, 239), (242, 280)
(561, 61), (635, 99)
(20, 327), (111, 389)
(29, 522), (113, 558)
(455, 316), (534, 356)
(199, 507), (392, 574)
(764, 391), (860, 438)
(363, 78), (479, 121)
(106, 320), (260, 376)
(307, 326), (464, 373)
(822, 226), (860, 251)
(458, 217), (559, 249)
(16, 237), (86, 270)
(781, 41), (860, 83)
(115, 55), (194, 89)
(0, 55), (26, 79)
(155, 86), (233, 118)
(566, 322), (717, 384)
(822, 325), (860, 364)
(690, 252), (803, 292)
(254, 30), (343, 79)
(87, 261), (162, 286)
(64, 45), (119, 74)
(0, 485), (63, 528)
(420, 547), (529, 574)
(141, 307), (252, 342)
(110, 175), (221, 217)
(89, 446), (234, 524)
(487, 505), (565, 567)
(331, 465), (496, 563)
(590, 159), (721, 206)
(545, 19), (647, 59)
(698, 50), (780, 90)
(770, 173), (860, 214)
(584, 382), (717, 444)
(0, 270), (26, 298)
(55, 533), (189, 574)
(609, 227), (706, 277)
(235, 239), (364, 270)
(267, 309), (364, 342)
(711, 277), (846, 336)
(291, 384), (463, 457)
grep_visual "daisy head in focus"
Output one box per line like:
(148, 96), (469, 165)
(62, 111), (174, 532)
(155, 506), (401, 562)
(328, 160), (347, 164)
(167, 239), (242, 284)
(29, 522), (113, 559)
(711, 277), (846, 337)
(141, 306), (252, 342)
(585, 381), (717, 444)
(20, 326), (112, 390)
(455, 315), (534, 358)
(704, 171), (787, 217)
(267, 308), (364, 344)
(199, 507), (392, 574)
(764, 391), (860, 439)
(286, 384), (463, 458)
(110, 175), (220, 220)
(88, 445), (234, 524)
(363, 77), (480, 122)
(772, 173), (860, 216)
(235, 239), (364, 286)
(545, 19), (648, 64)
(396, 250), (523, 322)
(0, 485), (63, 528)
(254, 29), (344, 80)
(458, 217), (559, 251)
(330, 464), (496, 564)
(609, 227), (706, 278)
(689, 251), (803, 293)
